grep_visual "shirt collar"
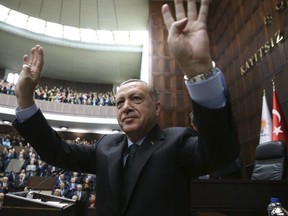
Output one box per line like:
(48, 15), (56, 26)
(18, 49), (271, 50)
(127, 136), (146, 147)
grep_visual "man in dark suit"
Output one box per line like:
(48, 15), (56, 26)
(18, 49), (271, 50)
(12, 0), (239, 216)
(73, 184), (88, 202)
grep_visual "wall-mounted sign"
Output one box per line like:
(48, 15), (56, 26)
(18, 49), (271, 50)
(240, 0), (287, 76)
(240, 30), (284, 76)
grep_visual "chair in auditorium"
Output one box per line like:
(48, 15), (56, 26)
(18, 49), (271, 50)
(251, 140), (287, 180)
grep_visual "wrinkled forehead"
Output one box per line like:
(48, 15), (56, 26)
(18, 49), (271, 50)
(116, 81), (149, 97)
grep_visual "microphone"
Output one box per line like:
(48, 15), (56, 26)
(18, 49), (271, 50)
(26, 169), (65, 199)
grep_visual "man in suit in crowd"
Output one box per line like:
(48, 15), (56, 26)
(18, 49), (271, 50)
(66, 176), (78, 199)
(14, 171), (28, 192)
(58, 182), (68, 198)
(12, 0), (239, 216)
(0, 177), (9, 194)
(74, 184), (88, 202)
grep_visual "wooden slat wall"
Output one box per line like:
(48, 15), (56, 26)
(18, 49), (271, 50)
(149, 1), (192, 129)
(149, 0), (288, 173)
(208, 0), (288, 170)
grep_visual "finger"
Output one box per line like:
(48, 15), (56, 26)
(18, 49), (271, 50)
(35, 46), (44, 72)
(29, 46), (36, 66)
(171, 18), (188, 35)
(22, 54), (31, 71)
(198, 0), (210, 23)
(187, 0), (197, 21)
(23, 54), (29, 65)
(174, 0), (186, 21)
(22, 64), (31, 70)
(30, 45), (44, 70)
(162, 4), (174, 30)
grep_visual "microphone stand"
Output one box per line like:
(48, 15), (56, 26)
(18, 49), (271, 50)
(26, 169), (65, 199)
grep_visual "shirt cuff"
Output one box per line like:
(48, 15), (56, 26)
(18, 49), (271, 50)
(185, 68), (226, 109)
(16, 103), (39, 123)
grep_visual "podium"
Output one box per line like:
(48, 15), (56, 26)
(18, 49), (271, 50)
(190, 179), (288, 216)
(2, 191), (87, 216)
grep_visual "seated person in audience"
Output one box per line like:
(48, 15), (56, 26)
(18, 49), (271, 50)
(2, 137), (11, 148)
(36, 159), (47, 177)
(18, 149), (27, 166)
(26, 158), (37, 177)
(15, 169), (28, 192)
(83, 176), (93, 199)
(0, 177), (9, 194)
(71, 171), (81, 184)
(66, 177), (78, 198)
(54, 173), (67, 189)
(73, 184), (88, 201)
(89, 194), (96, 208)
(8, 171), (19, 192)
(4, 146), (18, 170)
(58, 182), (68, 198)
(53, 188), (62, 197)
(86, 174), (96, 191)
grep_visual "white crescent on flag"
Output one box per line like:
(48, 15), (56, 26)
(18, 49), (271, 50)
(272, 109), (281, 122)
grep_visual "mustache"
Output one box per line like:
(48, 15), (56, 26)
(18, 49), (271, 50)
(121, 112), (138, 121)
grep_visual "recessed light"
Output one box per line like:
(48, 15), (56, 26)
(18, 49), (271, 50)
(3, 120), (11, 124)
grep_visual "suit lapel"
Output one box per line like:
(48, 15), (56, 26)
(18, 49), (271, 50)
(107, 136), (127, 201)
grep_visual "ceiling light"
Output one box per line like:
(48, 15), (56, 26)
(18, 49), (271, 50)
(60, 126), (68, 130)
(3, 120), (11, 124)
(112, 129), (120, 133)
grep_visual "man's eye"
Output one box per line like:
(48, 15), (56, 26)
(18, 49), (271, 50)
(132, 97), (142, 103)
(116, 101), (124, 108)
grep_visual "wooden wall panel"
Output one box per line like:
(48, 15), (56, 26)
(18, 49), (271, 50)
(208, 0), (288, 170)
(149, 0), (288, 172)
(149, 1), (192, 129)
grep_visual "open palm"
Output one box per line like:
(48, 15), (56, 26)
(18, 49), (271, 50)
(162, 0), (212, 77)
(15, 45), (44, 109)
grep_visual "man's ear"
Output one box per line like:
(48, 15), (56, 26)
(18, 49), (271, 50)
(155, 101), (161, 117)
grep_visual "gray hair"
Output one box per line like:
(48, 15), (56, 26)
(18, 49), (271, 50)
(119, 79), (159, 101)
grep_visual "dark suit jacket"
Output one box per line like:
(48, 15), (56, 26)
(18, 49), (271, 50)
(13, 101), (239, 216)
(74, 190), (88, 201)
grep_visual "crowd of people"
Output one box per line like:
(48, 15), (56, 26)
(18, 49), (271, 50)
(0, 139), (97, 210)
(0, 79), (108, 210)
(0, 133), (28, 148)
(0, 79), (111, 207)
(0, 79), (116, 106)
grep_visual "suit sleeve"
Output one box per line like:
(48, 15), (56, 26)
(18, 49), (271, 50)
(13, 110), (98, 174)
(181, 98), (239, 177)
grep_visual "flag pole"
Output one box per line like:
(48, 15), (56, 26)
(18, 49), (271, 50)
(272, 78), (275, 91)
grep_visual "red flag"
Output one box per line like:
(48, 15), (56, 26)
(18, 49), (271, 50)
(272, 84), (288, 145)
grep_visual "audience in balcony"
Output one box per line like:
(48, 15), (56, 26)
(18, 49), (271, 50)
(0, 80), (116, 106)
